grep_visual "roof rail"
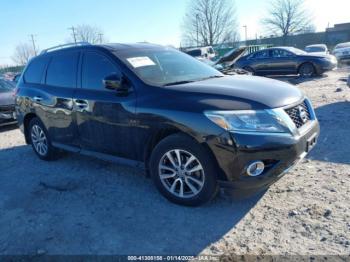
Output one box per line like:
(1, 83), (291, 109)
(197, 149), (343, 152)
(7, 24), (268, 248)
(40, 42), (91, 55)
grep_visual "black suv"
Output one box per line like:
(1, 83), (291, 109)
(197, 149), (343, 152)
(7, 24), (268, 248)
(16, 43), (320, 206)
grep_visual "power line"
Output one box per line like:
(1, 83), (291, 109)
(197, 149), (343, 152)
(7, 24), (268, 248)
(68, 27), (77, 44)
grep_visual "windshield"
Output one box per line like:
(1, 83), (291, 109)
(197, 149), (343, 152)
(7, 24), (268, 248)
(115, 48), (223, 86)
(305, 46), (326, 52)
(335, 42), (350, 49)
(0, 80), (15, 91)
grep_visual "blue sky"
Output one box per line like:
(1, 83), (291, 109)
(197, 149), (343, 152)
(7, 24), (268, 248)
(1, 0), (349, 65)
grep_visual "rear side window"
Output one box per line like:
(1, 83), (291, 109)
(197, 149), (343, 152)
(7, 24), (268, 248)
(82, 52), (120, 90)
(46, 52), (79, 88)
(24, 56), (49, 84)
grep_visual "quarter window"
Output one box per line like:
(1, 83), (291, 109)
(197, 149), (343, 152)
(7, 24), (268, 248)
(24, 56), (49, 84)
(82, 52), (120, 90)
(46, 52), (79, 88)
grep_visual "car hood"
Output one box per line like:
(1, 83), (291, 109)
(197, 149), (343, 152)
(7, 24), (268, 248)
(167, 75), (304, 109)
(215, 47), (247, 65)
(0, 91), (15, 106)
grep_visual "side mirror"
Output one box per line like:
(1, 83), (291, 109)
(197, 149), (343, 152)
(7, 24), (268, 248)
(103, 74), (131, 95)
(103, 74), (121, 90)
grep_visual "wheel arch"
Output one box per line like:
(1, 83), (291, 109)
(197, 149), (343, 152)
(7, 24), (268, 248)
(23, 112), (38, 144)
(143, 127), (227, 181)
(297, 61), (316, 74)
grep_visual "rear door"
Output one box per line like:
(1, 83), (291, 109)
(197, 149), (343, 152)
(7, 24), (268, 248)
(24, 51), (79, 146)
(74, 50), (137, 159)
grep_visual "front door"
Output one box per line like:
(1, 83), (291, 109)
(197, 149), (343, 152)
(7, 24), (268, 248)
(74, 51), (137, 159)
(268, 49), (296, 74)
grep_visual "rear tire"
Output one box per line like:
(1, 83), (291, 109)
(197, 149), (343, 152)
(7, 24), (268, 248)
(29, 118), (58, 161)
(150, 134), (219, 206)
(299, 63), (315, 77)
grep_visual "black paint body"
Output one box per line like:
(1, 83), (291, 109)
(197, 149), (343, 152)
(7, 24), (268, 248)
(16, 43), (320, 190)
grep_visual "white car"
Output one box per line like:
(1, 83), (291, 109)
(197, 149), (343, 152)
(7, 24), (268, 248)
(185, 46), (216, 60)
(333, 42), (350, 63)
(305, 44), (329, 56)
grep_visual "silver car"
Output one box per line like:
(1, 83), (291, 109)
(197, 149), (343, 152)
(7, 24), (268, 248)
(0, 79), (16, 125)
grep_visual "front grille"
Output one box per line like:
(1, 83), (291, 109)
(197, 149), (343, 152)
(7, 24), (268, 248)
(285, 100), (311, 128)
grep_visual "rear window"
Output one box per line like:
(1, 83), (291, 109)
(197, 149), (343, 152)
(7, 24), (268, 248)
(24, 56), (49, 84)
(335, 42), (350, 49)
(46, 52), (79, 88)
(0, 80), (15, 92)
(186, 49), (202, 57)
(305, 46), (326, 52)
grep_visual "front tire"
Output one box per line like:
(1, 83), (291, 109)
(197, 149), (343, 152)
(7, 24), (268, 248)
(29, 118), (58, 161)
(150, 134), (218, 206)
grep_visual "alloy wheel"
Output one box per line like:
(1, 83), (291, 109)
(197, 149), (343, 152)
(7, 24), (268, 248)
(158, 149), (205, 198)
(31, 124), (48, 156)
(300, 64), (314, 77)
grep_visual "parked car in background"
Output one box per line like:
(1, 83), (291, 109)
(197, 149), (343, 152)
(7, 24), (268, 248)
(0, 79), (16, 126)
(16, 43), (319, 206)
(195, 47), (251, 75)
(347, 75), (350, 87)
(234, 46), (337, 77)
(333, 42), (350, 63)
(305, 44), (329, 55)
(185, 46), (216, 60)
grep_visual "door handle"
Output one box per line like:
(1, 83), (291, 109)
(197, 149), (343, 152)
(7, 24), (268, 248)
(33, 96), (43, 102)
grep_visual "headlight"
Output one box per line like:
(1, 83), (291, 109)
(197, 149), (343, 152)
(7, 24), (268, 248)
(204, 110), (290, 133)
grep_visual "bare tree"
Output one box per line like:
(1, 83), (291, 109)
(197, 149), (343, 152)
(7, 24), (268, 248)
(182, 0), (239, 47)
(263, 0), (312, 43)
(68, 24), (107, 44)
(12, 43), (36, 66)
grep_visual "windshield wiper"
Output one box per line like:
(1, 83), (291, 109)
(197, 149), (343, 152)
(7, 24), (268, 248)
(163, 80), (196, 86)
(163, 75), (223, 86)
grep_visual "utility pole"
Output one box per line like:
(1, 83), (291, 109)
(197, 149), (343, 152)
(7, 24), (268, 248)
(68, 27), (77, 44)
(196, 14), (199, 47)
(98, 33), (103, 44)
(29, 34), (37, 56)
(243, 25), (248, 46)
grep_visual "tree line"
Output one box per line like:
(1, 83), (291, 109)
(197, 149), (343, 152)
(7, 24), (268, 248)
(12, 24), (106, 66)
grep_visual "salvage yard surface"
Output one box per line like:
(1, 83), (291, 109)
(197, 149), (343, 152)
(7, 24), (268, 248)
(0, 69), (349, 256)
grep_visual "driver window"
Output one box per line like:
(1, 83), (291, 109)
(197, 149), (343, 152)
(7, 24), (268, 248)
(82, 52), (121, 90)
(252, 50), (269, 59)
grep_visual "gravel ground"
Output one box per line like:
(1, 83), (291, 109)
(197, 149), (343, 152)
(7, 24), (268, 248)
(0, 69), (349, 257)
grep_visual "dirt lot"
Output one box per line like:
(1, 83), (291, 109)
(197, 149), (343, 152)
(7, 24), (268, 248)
(0, 69), (349, 257)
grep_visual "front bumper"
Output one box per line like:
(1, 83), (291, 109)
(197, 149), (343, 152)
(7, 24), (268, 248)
(213, 119), (320, 191)
(316, 60), (337, 74)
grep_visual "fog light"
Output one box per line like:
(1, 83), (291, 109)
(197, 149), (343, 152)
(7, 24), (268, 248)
(246, 161), (265, 177)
